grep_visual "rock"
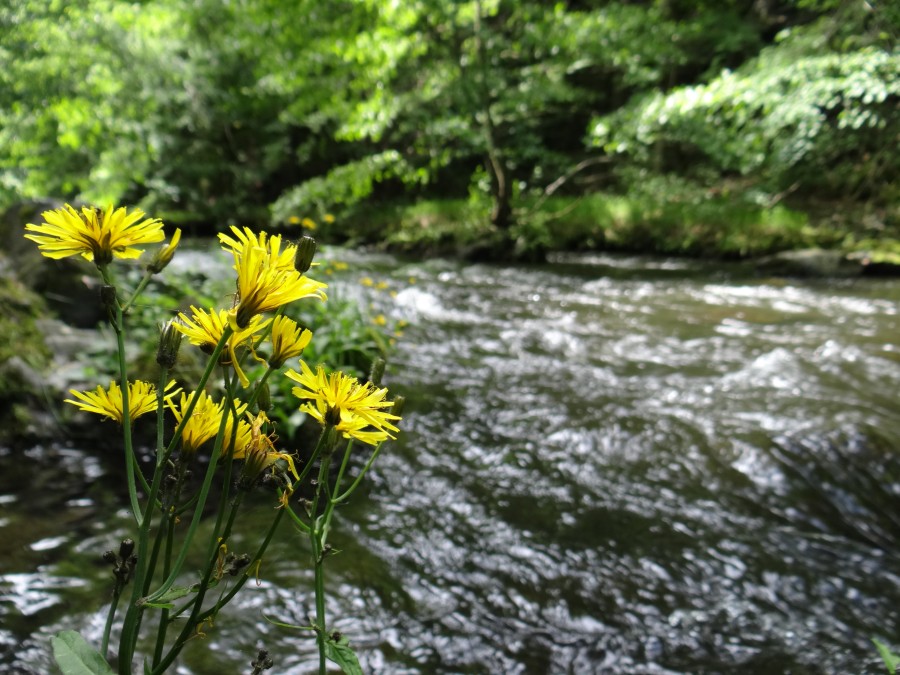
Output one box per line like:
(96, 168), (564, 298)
(754, 248), (863, 277)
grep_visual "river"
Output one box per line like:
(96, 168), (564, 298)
(1, 249), (899, 673)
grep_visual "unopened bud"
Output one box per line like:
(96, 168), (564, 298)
(294, 236), (317, 274)
(118, 538), (135, 560)
(102, 550), (117, 564)
(156, 320), (183, 368)
(146, 228), (181, 274)
(255, 381), (272, 412)
(369, 358), (386, 387)
(390, 395), (406, 417)
(100, 285), (118, 314)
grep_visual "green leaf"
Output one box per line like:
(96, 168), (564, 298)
(873, 638), (900, 674)
(51, 631), (115, 675)
(325, 635), (363, 675)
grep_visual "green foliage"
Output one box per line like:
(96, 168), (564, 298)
(1, 0), (897, 256)
(593, 17), (899, 202)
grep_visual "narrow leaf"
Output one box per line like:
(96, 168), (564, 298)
(873, 639), (900, 674)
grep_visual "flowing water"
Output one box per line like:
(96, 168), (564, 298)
(2, 250), (900, 674)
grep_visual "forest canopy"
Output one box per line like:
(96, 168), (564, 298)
(1, 0), (897, 256)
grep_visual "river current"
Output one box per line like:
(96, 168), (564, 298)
(1, 249), (899, 673)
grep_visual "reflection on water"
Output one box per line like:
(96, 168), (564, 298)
(2, 251), (899, 673)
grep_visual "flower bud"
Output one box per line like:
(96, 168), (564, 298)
(369, 357), (386, 387)
(100, 284), (118, 320)
(146, 228), (182, 274)
(294, 236), (317, 274)
(118, 538), (135, 560)
(255, 381), (272, 413)
(390, 395), (406, 418)
(156, 320), (183, 368)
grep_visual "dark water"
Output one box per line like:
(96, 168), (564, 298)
(2, 250), (900, 674)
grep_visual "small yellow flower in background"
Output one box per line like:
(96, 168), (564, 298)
(359, 277), (374, 287)
(229, 240), (327, 329)
(66, 380), (179, 424)
(373, 314), (387, 327)
(288, 216), (302, 225)
(375, 281), (389, 291)
(268, 316), (313, 369)
(389, 290), (398, 298)
(323, 214), (335, 224)
(286, 361), (401, 445)
(24, 204), (166, 266)
(174, 306), (270, 387)
(300, 217), (317, 231)
(408, 277), (417, 284)
(332, 261), (348, 271)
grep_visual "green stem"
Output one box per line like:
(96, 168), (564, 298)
(151, 491), (246, 674)
(151, 514), (176, 669)
(101, 587), (122, 658)
(120, 271), (153, 314)
(334, 441), (385, 504)
(310, 444), (334, 675)
(194, 506), (286, 626)
(119, 330), (233, 673)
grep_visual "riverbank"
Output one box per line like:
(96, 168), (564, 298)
(333, 194), (900, 266)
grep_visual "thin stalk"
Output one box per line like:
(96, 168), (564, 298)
(151, 514), (176, 669)
(119, 330), (233, 673)
(119, 271), (153, 314)
(194, 506), (286, 626)
(152, 491), (246, 673)
(101, 587), (122, 658)
(334, 441), (385, 504)
(310, 446), (334, 675)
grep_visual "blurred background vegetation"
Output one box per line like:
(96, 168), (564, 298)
(1, 0), (897, 259)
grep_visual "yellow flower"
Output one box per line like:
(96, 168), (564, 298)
(375, 281), (389, 290)
(66, 380), (179, 423)
(268, 316), (313, 368)
(168, 391), (248, 455)
(285, 361), (401, 445)
(373, 314), (387, 327)
(288, 216), (301, 225)
(218, 226), (296, 272)
(174, 306), (270, 387)
(24, 204), (166, 265)
(323, 213), (335, 224)
(333, 261), (348, 271)
(300, 217), (317, 230)
(359, 276), (374, 287)
(228, 235), (327, 329)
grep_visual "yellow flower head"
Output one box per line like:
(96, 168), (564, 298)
(66, 380), (179, 424)
(226, 234), (327, 329)
(174, 306), (270, 387)
(24, 204), (166, 266)
(268, 316), (313, 369)
(285, 361), (401, 445)
(300, 217), (317, 230)
(218, 226), (296, 272)
(168, 391), (247, 455)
